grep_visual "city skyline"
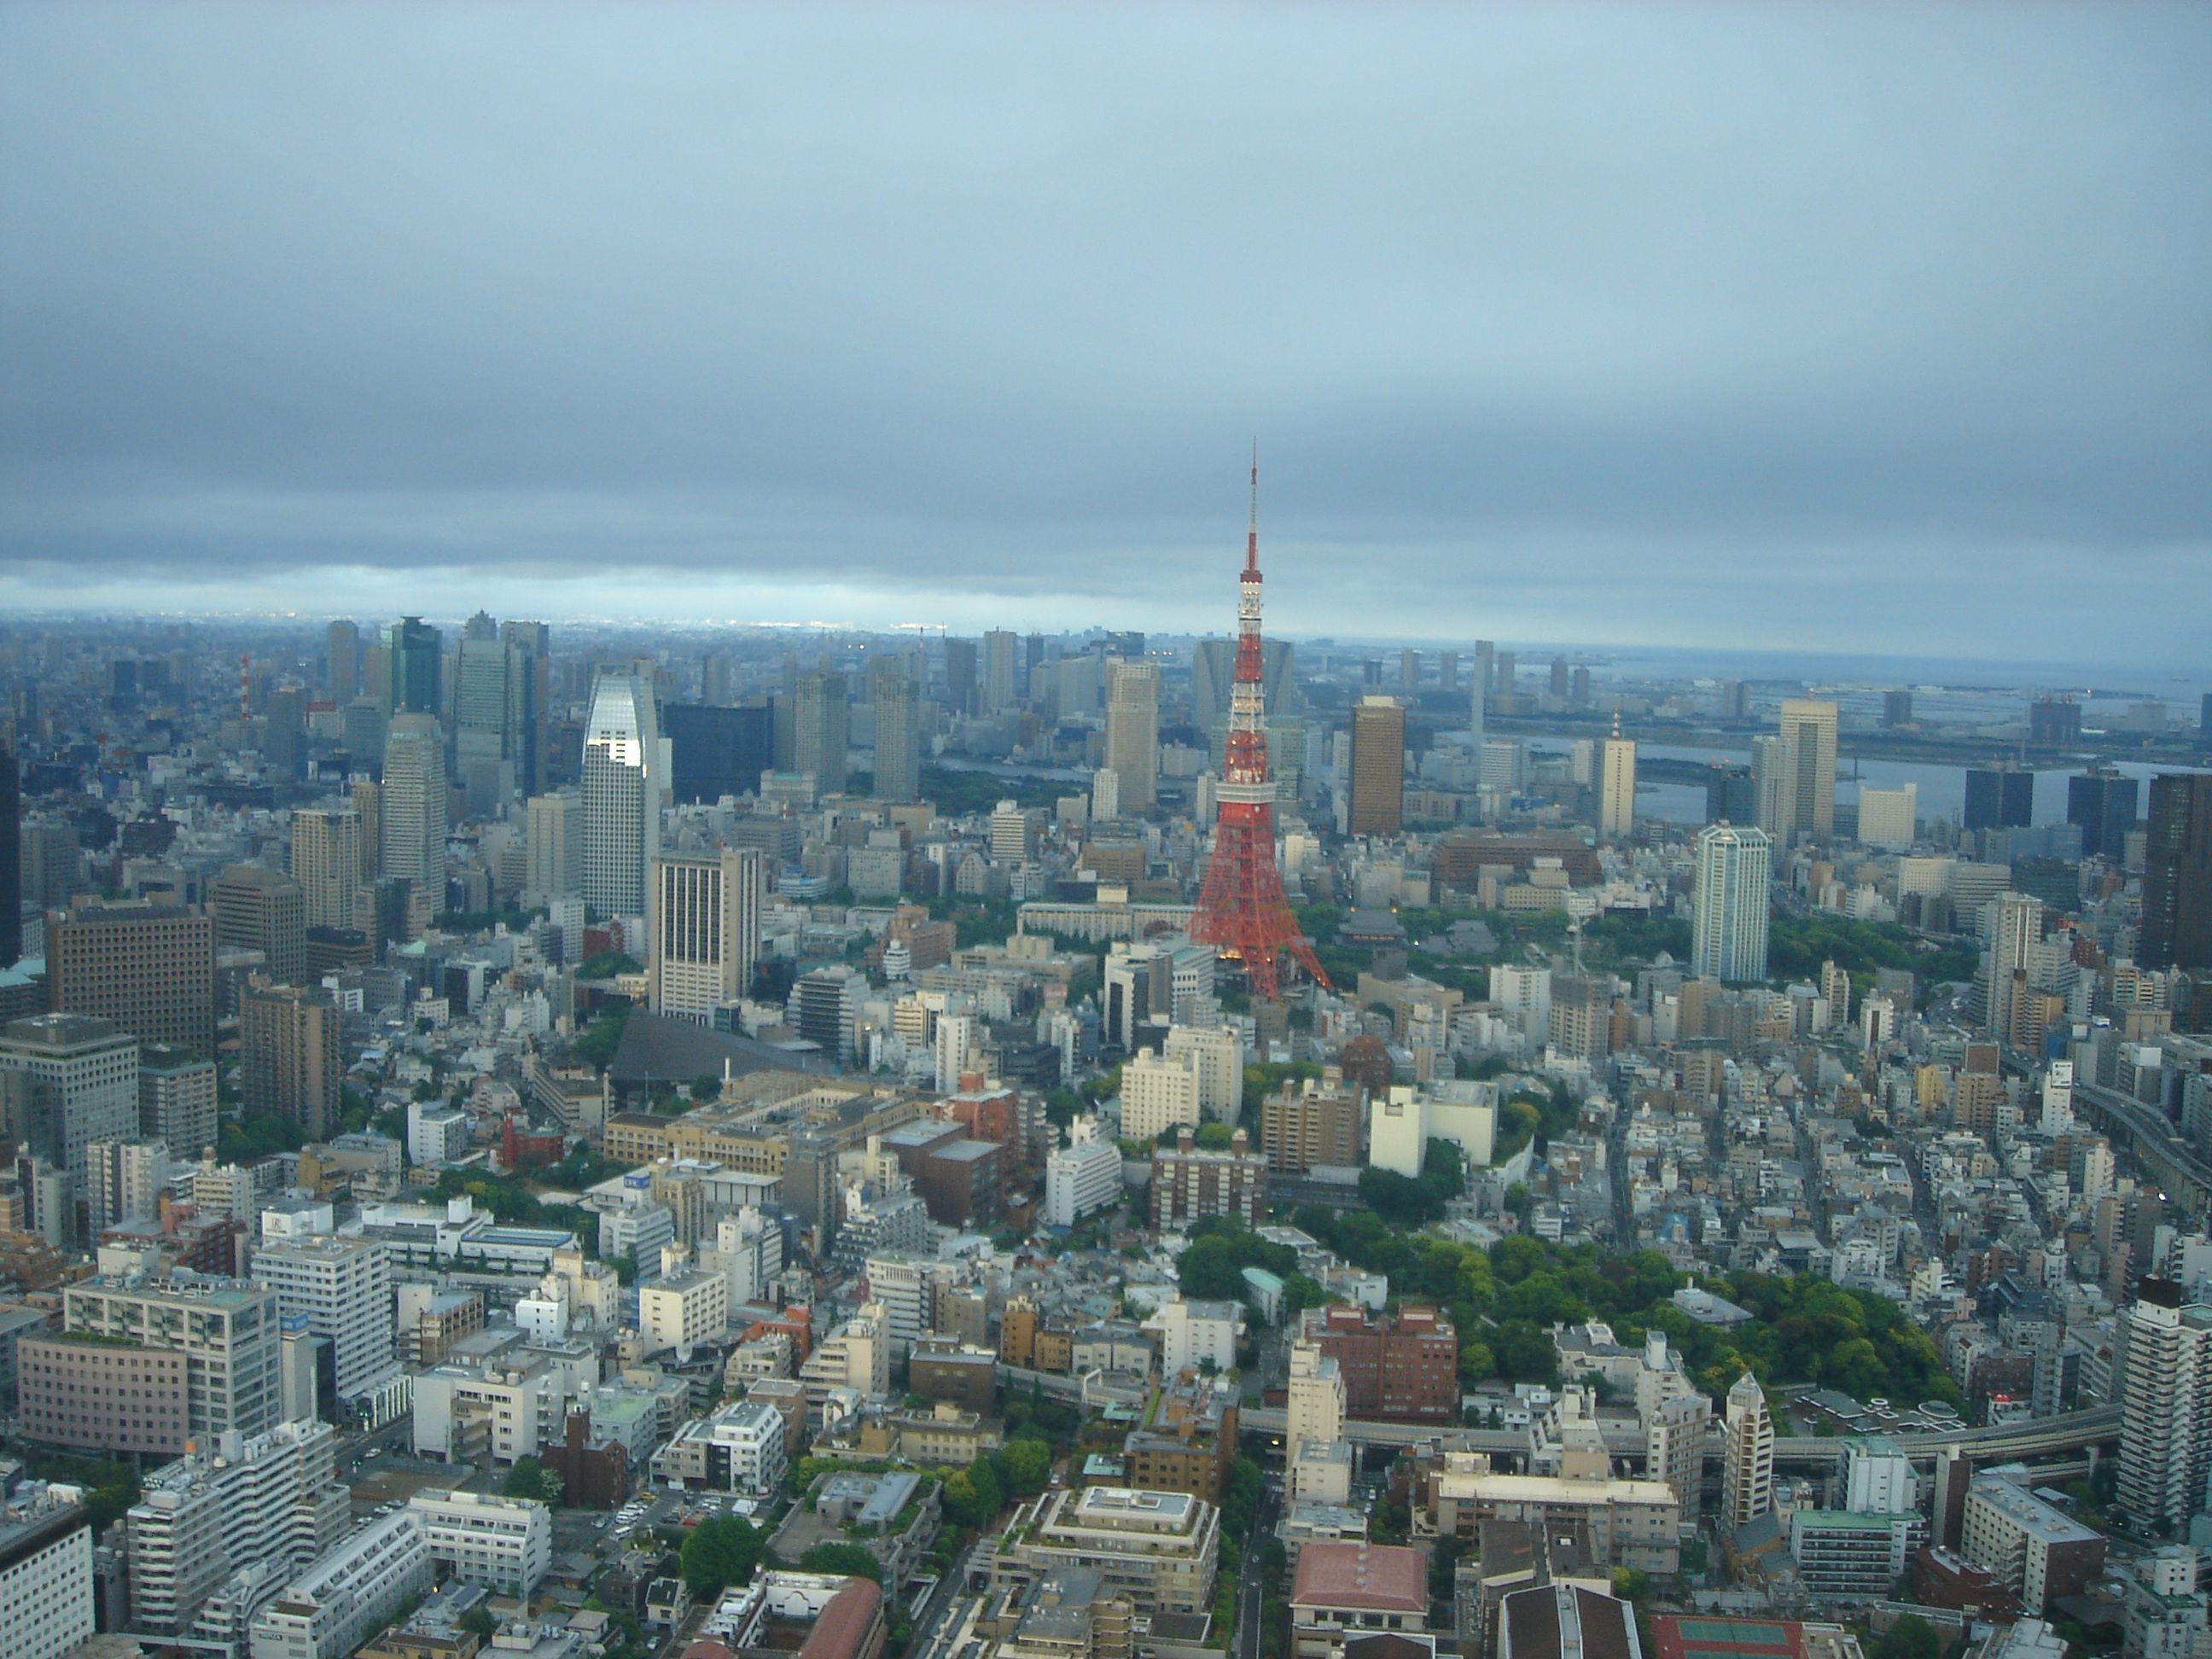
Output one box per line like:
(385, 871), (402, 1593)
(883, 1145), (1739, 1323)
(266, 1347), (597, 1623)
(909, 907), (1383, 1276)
(3, 6), (2206, 664)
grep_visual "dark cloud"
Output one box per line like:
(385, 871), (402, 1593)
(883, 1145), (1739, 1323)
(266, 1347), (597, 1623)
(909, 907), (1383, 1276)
(1, 3), (2207, 658)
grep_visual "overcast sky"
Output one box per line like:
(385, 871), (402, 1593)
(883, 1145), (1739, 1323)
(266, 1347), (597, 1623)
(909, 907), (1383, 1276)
(3, 3), (2207, 663)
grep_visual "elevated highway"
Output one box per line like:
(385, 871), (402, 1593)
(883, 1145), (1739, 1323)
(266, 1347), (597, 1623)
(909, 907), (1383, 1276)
(2072, 1080), (2212, 1217)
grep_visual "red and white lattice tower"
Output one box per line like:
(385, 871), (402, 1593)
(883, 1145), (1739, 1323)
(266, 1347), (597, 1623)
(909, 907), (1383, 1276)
(1188, 453), (1331, 1004)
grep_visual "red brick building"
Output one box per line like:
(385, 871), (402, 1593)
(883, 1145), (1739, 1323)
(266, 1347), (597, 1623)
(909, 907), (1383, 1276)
(542, 1406), (632, 1510)
(1303, 1305), (1458, 1423)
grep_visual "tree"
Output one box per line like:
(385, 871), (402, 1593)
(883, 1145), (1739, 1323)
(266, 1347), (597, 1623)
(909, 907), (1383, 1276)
(504, 1456), (562, 1503)
(459, 1606), (499, 1641)
(1869, 1616), (1941, 1659)
(1001, 1438), (1051, 1496)
(684, 1515), (765, 1599)
(800, 1541), (884, 1582)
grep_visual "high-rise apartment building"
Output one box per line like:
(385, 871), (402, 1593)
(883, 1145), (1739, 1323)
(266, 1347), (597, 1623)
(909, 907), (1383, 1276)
(1598, 719), (1636, 840)
(1976, 891), (2046, 1048)
(0, 1013), (141, 1183)
(1647, 1390), (1710, 1522)
(2142, 775), (2212, 970)
(580, 672), (665, 917)
(1761, 698), (1837, 844)
(381, 615), (441, 716)
(1347, 696), (1405, 835)
(0, 1496), (95, 1659)
(241, 982), (344, 1139)
(1301, 1304), (1458, 1423)
(251, 1234), (397, 1401)
(1965, 765), (2035, 832)
(2068, 766), (2139, 862)
(1691, 824), (1772, 983)
(2116, 1280), (2212, 1534)
(22, 1273), (282, 1447)
(1104, 661), (1161, 813)
(785, 671), (850, 796)
(1721, 1371), (1774, 1528)
(872, 673), (923, 803)
(649, 849), (765, 1022)
(85, 1138), (168, 1231)
(139, 1044), (218, 1162)
(210, 864), (307, 987)
(289, 809), (365, 931)
(378, 713), (446, 900)
(1257, 1074), (1362, 1173)
(125, 1417), (347, 1635)
(46, 899), (215, 1054)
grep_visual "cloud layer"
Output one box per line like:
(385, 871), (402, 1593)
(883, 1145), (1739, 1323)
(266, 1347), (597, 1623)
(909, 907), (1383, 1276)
(3, 4), (2206, 658)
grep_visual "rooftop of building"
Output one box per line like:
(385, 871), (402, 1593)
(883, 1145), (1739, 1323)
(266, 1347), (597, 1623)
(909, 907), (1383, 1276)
(1967, 1476), (2104, 1544)
(1290, 1542), (1427, 1613)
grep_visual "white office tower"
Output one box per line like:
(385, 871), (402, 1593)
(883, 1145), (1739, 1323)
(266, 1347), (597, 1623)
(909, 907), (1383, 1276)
(1104, 659), (1161, 812)
(247, 1507), (432, 1659)
(126, 1418), (348, 1634)
(0, 1489), (95, 1659)
(1164, 1023), (1245, 1122)
(1692, 823), (1773, 983)
(2116, 1281), (2212, 1533)
(2040, 1061), (2076, 1132)
(524, 791), (582, 903)
(249, 1234), (399, 1403)
(1045, 1117), (1124, 1227)
(1488, 963), (1552, 1048)
(1646, 1390), (1710, 1522)
(1856, 783), (1918, 851)
(1842, 1435), (1917, 1512)
(1976, 890), (2046, 1047)
(1121, 1046), (1203, 1142)
(1721, 1371), (1774, 1528)
(288, 808), (364, 930)
(378, 713), (445, 898)
(649, 849), (765, 1022)
(1090, 765), (1120, 822)
(580, 672), (666, 917)
(85, 1138), (168, 1229)
(1285, 1337), (1349, 1504)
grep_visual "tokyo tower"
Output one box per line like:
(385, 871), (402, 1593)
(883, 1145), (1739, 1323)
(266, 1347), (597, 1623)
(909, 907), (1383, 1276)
(1189, 453), (1332, 1004)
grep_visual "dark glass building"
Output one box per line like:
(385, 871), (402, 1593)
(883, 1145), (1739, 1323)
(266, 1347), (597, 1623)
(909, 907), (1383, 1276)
(1965, 766), (2034, 832)
(663, 703), (773, 804)
(2067, 767), (2139, 861)
(2142, 775), (2212, 970)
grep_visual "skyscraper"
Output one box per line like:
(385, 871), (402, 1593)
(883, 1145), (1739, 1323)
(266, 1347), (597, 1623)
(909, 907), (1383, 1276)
(524, 791), (582, 902)
(2116, 1280), (2212, 1534)
(1722, 1371), (1774, 1528)
(381, 616), (442, 717)
(1965, 765), (2034, 832)
(1347, 696), (1405, 835)
(872, 672), (923, 803)
(1691, 823), (1772, 982)
(46, 899), (216, 1055)
(663, 703), (773, 803)
(498, 619), (550, 795)
(326, 620), (360, 703)
(942, 638), (978, 716)
(0, 1013), (140, 1185)
(1104, 660), (1160, 813)
(785, 672), (849, 796)
(1976, 890), (2045, 1047)
(378, 713), (447, 900)
(580, 672), (663, 917)
(240, 981), (344, 1140)
(1763, 698), (1838, 844)
(982, 630), (1020, 710)
(209, 864), (307, 987)
(0, 731), (19, 966)
(1470, 639), (1493, 748)
(1598, 713), (1636, 841)
(289, 808), (365, 930)
(2068, 765), (2138, 861)
(1191, 637), (1297, 736)
(2142, 774), (2212, 970)
(453, 634), (520, 812)
(649, 849), (766, 1022)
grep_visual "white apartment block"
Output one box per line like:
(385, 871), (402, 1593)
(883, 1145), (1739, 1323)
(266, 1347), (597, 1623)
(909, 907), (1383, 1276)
(1045, 1124), (1123, 1227)
(0, 1499), (95, 1659)
(247, 1508), (432, 1659)
(406, 1489), (552, 1596)
(637, 1268), (729, 1358)
(1121, 1047), (1202, 1144)
(410, 1349), (592, 1464)
(1142, 1299), (1243, 1377)
(652, 1398), (790, 1497)
(250, 1234), (398, 1401)
(406, 1101), (470, 1166)
(127, 1418), (348, 1634)
(800, 1303), (890, 1406)
(1163, 1024), (1244, 1122)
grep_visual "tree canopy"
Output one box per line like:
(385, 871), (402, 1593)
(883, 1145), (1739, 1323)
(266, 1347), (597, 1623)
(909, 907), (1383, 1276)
(684, 1516), (766, 1599)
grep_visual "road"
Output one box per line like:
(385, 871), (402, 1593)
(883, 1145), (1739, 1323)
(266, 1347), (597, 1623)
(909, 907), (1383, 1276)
(1234, 1481), (1282, 1659)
